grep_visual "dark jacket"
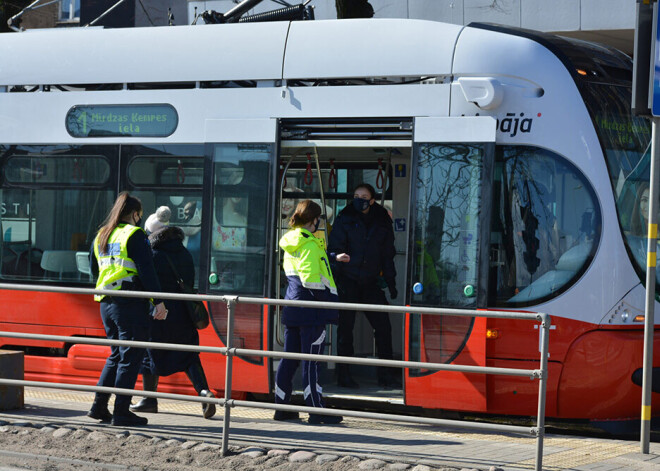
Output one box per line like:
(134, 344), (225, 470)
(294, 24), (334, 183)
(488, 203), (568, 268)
(145, 226), (199, 377)
(327, 202), (396, 289)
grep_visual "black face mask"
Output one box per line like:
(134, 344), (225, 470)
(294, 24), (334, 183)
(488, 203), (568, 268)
(353, 197), (370, 212)
(313, 218), (321, 232)
(134, 215), (143, 227)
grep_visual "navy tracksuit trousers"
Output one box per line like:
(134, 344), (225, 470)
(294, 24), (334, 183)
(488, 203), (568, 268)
(275, 324), (326, 408)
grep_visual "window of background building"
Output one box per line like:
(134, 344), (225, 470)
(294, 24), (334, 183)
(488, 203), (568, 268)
(60, 0), (80, 21)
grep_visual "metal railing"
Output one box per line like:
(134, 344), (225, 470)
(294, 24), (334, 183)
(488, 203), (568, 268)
(0, 283), (550, 471)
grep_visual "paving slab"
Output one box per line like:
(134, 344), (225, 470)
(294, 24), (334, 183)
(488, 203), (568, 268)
(0, 387), (658, 471)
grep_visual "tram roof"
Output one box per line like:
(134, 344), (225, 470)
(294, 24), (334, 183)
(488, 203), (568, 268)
(0, 19), (464, 86)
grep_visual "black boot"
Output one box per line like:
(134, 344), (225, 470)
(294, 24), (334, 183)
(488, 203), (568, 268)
(130, 373), (159, 413)
(308, 413), (343, 424)
(186, 359), (216, 419)
(336, 363), (359, 388)
(111, 410), (148, 427)
(87, 393), (112, 423)
(113, 396), (147, 426)
(274, 410), (300, 421)
(378, 366), (402, 389)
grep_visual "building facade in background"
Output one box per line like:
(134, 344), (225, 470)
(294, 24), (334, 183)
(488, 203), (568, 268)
(8, 0), (637, 55)
(188, 0), (636, 54)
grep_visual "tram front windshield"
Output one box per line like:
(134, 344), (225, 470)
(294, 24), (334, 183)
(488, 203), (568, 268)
(571, 48), (654, 286)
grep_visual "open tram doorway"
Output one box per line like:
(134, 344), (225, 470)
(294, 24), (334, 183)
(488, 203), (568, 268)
(272, 120), (412, 403)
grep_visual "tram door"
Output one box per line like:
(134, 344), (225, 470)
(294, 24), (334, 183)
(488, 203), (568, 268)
(201, 118), (278, 395)
(275, 129), (412, 400)
(405, 117), (496, 412)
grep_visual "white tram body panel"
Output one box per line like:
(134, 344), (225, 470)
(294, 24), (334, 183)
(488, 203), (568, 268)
(2, 22), (290, 84)
(450, 27), (640, 326)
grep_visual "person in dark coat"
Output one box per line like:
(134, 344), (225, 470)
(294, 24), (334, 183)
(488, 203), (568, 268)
(130, 216), (216, 419)
(327, 183), (399, 389)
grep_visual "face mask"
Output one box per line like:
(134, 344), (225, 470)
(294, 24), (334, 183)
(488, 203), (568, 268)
(313, 218), (321, 232)
(353, 197), (370, 212)
(134, 215), (143, 227)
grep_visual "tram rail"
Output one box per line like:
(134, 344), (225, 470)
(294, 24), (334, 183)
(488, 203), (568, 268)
(0, 282), (550, 471)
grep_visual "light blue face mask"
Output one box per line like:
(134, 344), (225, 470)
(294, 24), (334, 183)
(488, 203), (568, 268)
(353, 197), (370, 212)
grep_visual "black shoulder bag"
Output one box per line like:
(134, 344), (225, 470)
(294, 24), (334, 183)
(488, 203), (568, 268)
(163, 254), (209, 330)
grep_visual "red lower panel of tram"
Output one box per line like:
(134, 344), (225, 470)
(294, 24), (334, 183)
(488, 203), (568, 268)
(0, 290), (270, 398)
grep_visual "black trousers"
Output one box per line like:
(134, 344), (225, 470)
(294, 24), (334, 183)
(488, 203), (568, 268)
(336, 278), (393, 379)
(96, 299), (150, 414)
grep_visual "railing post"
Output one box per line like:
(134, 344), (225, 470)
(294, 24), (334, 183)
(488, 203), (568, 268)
(535, 314), (550, 471)
(641, 115), (660, 453)
(221, 297), (236, 456)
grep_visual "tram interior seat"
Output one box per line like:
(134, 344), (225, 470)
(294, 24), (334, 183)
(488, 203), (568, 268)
(75, 251), (92, 281)
(508, 242), (591, 302)
(40, 250), (78, 280)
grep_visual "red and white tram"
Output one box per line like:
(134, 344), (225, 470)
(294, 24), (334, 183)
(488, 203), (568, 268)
(0, 18), (656, 433)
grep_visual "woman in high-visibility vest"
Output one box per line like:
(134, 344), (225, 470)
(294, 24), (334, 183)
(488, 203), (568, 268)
(275, 200), (349, 425)
(87, 192), (167, 427)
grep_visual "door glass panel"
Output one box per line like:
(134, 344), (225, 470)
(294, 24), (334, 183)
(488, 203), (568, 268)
(209, 143), (272, 365)
(409, 143), (487, 370)
(411, 143), (485, 308)
(210, 143), (272, 295)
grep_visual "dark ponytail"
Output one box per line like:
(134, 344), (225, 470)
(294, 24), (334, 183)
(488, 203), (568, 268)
(97, 192), (142, 253)
(289, 200), (321, 229)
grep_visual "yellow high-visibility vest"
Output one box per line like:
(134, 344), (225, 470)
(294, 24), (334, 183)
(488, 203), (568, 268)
(93, 224), (143, 302)
(280, 227), (337, 295)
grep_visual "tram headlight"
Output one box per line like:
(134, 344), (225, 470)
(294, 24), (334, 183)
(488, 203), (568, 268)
(621, 311), (629, 322)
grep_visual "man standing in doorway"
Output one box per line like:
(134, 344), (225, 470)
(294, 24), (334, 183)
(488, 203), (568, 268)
(328, 183), (399, 389)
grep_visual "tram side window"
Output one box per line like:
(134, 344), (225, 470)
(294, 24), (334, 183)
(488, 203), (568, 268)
(210, 144), (271, 294)
(0, 147), (115, 282)
(125, 145), (205, 274)
(489, 146), (601, 306)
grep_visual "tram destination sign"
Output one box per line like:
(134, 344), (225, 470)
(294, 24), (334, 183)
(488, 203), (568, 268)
(65, 104), (178, 137)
